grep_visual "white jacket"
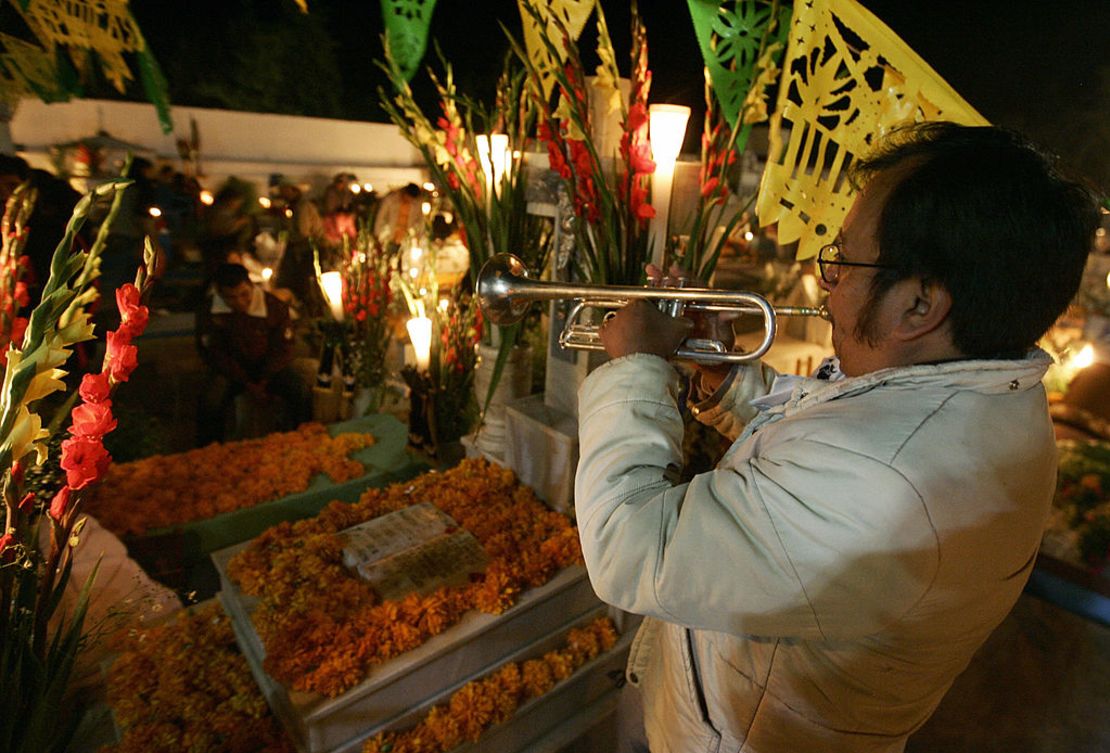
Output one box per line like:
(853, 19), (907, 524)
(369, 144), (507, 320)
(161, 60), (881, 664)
(576, 351), (1055, 753)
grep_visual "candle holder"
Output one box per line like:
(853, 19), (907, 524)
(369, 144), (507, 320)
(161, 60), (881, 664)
(313, 319), (355, 422)
(401, 365), (436, 454)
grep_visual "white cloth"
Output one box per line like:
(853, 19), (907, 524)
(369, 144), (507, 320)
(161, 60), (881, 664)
(576, 350), (1056, 753)
(47, 513), (181, 684)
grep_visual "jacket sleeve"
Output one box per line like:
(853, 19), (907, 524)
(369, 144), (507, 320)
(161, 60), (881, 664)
(688, 362), (778, 441)
(576, 355), (939, 640)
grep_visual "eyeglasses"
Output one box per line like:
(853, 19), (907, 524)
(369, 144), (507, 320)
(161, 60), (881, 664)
(817, 243), (897, 285)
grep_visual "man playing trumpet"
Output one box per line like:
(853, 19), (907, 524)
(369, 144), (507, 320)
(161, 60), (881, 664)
(575, 123), (1098, 752)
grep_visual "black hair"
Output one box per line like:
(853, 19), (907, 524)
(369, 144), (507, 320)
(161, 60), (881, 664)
(213, 263), (251, 289)
(0, 154), (29, 180)
(850, 123), (1099, 357)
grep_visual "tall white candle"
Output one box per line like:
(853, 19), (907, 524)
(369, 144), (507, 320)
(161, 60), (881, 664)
(648, 104), (691, 268)
(318, 271), (344, 321)
(407, 316), (432, 372)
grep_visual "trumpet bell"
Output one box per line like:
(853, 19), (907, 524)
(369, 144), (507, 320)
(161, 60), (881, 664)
(477, 254), (534, 325)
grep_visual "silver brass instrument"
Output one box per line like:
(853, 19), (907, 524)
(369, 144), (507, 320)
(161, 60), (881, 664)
(477, 254), (828, 364)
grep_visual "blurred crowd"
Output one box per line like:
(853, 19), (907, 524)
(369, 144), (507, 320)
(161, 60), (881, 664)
(0, 154), (441, 317)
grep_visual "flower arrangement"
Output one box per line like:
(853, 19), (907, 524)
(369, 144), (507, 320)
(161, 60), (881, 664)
(227, 458), (583, 698)
(361, 615), (618, 753)
(0, 177), (151, 753)
(379, 42), (551, 290)
(380, 39), (553, 423)
(338, 229), (398, 402)
(513, 1), (655, 285)
(397, 251), (483, 454)
(83, 423), (376, 537)
(103, 601), (296, 753)
(1045, 439), (1110, 570)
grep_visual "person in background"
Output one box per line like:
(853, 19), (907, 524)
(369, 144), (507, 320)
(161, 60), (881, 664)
(196, 262), (310, 446)
(101, 157), (160, 307)
(273, 178), (327, 316)
(322, 172), (359, 250)
(373, 182), (424, 252)
(200, 178), (256, 281)
(577, 123), (1098, 753)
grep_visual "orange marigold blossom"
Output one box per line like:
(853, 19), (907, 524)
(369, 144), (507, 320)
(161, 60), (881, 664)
(101, 602), (296, 753)
(227, 458), (585, 698)
(84, 423), (375, 536)
(360, 617), (618, 753)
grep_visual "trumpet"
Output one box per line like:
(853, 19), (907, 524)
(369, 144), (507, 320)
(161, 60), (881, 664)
(477, 254), (828, 364)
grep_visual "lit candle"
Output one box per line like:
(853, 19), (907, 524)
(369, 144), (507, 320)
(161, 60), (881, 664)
(318, 271), (345, 321)
(648, 104), (691, 268)
(477, 133), (511, 198)
(407, 316), (432, 372)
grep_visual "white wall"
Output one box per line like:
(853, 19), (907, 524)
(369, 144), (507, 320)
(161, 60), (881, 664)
(9, 98), (427, 196)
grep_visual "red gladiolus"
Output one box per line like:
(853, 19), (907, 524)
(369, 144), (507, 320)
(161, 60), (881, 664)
(48, 486), (72, 522)
(14, 281), (29, 307)
(79, 372), (112, 404)
(116, 283), (150, 338)
(60, 436), (111, 490)
(629, 143), (656, 176)
(104, 329), (139, 383)
(70, 400), (117, 439)
(0, 532), (15, 562)
(627, 102), (649, 133)
(17, 491), (34, 514)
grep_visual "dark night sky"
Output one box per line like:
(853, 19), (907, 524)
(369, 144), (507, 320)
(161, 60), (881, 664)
(134, 0), (1110, 189)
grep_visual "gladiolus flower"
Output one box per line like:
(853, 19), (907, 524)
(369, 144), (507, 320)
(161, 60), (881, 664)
(48, 486), (72, 522)
(17, 492), (34, 514)
(79, 372), (112, 404)
(70, 400), (117, 439)
(13, 281), (29, 307)
(629, 143), (656, 176)
(116, 283), (150, 338)
(0, 533), (15, 562)
(60, 436), (111, 490)
(104, 329), (139, 383)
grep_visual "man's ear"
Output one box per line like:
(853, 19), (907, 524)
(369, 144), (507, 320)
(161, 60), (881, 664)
(893, 278), (952, 341)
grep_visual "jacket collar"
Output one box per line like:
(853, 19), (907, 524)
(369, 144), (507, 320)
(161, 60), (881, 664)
(756, 349), (1053, 422)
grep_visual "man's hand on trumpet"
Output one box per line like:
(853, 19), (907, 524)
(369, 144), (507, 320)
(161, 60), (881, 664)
(598, 299), (693, 360)
(597, 264), (740, 396)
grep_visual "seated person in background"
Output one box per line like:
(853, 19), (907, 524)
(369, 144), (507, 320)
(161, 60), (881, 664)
(196, 263), (310, 445)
